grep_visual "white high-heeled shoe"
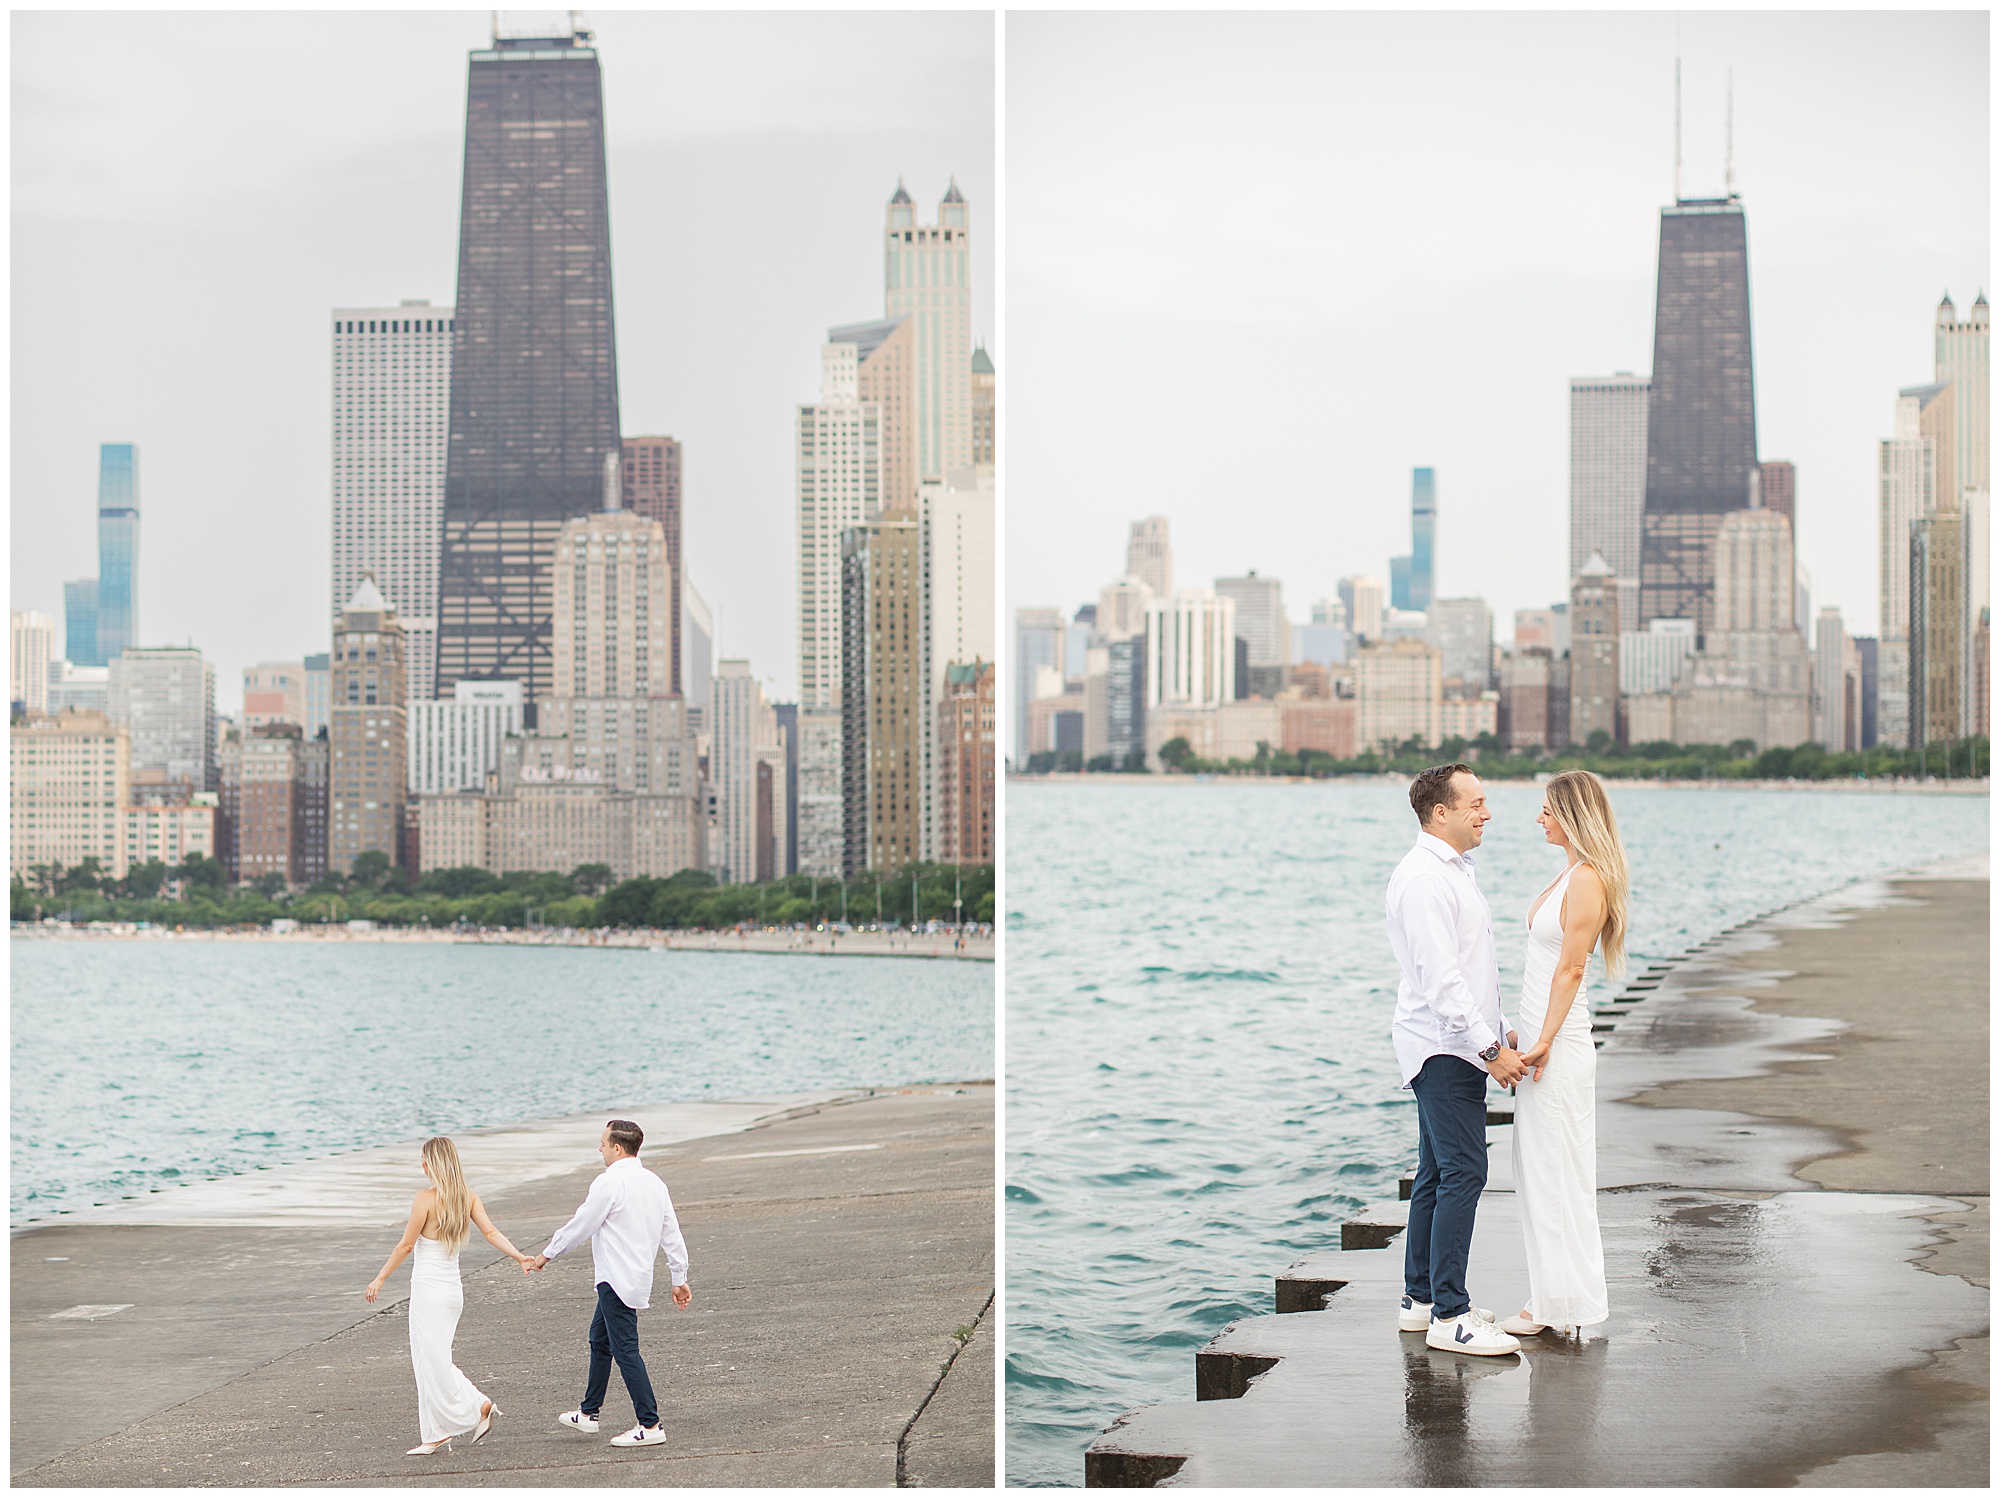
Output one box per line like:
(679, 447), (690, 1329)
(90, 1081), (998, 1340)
(406, 1436), (454, 1456)
(474, 1401), (502, 1443)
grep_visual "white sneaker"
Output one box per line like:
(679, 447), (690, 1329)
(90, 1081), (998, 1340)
(1425, 1312), (1521, 1356)
(1399, 1296), (1495, 1333)
(609, 1424), (668, 1448)
(557, 1410), (600, 1434)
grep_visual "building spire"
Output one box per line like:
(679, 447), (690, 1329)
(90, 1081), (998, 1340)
(1673, 29), (1683, 203)
(1725, 67), (1735, 196)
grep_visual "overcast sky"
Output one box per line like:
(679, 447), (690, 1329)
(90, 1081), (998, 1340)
(1006, 10), (1987, 644)
(12, 9), (993, 712)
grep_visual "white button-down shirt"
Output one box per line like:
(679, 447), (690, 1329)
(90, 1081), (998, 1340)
(1386, 831), (1508, 1088)
(544, 1156), (690, 1311)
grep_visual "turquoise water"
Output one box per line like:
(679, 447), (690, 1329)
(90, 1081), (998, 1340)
(11, 941), (992, 1222)
(1003, 780), (1988, 1486)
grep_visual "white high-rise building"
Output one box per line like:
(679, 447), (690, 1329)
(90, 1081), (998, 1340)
(1097, 576), (1154, 642)
(331, 301), (452, 705)
(12, 610), (55, 716)
(1144, 591), (1237, 708)
(711, 660), (786, 885)
(1878, 386), (1939, 748)
(1214, 572), (1289, 667)
(409, 680), (523, 795)
(1339, 575), (1387, 643)
(1127, 516), (1173, 598)
(1620, 619), (1697, 696)
(1936, 293), (1989, 500)
(1813, 606), (1860, 751)
(919, 467), (995, 861)
(797, 340), (883, 712)
(1569, 373), (1650, 584)
(885, 181), (973, 483)
(1713, 510), (1796, 633)
(684, 579), (714, 735)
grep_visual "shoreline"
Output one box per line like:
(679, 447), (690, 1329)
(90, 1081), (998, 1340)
(11, 923), (994, 960)
(1013, 769), (1989, 793)
(12, 1080), (996, 1233)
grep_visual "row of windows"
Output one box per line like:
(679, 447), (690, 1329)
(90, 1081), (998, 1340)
(338, 319), (454, 335)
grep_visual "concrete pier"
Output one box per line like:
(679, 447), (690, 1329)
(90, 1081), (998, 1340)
(1085, 857), (1988, 1486)
(13, 1086), (994, 1487)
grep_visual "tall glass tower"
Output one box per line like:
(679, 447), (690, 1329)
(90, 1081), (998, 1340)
(1638, 195), (1759, 641)
(64, 443), (140, 667)
(1390, 467), (1436, 612)
(435, 20), (621, 710)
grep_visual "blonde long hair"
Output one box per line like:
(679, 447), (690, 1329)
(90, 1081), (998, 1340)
(421, 1137), (472, 1251)
(1544, 770), (1630, 980)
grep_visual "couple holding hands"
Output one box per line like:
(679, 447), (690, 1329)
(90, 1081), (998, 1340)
(364, 1119), (691, 1454)
(1389, 764), (1628, 1357)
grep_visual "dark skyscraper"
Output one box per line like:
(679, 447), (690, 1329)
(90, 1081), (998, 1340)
(436, 21), (621, 709)
(1638, 196), (1759, 641)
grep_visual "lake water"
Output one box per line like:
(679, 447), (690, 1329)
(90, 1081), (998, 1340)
(10, 941), (992, 1223)
(1003, 779), (1989, 1486)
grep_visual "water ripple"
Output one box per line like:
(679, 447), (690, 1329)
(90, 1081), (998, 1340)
(11, 942), (991, 1221)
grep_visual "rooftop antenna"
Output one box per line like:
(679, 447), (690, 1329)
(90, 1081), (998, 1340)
(1725, 67), (1736, 196)
(1673, 25), (1683, 202)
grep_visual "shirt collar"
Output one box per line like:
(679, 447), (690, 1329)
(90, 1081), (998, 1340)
(607, 1155), (641, 1172)
(1416, 831), (1474, 868)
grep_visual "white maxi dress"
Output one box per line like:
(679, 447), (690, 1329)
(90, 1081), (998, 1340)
(1511, 862), (1610, 1328)
(409, 1236), (489, 1443)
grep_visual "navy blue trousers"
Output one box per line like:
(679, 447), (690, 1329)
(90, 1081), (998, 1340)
(1404, 1053), (1490, 1320)
(581, 1281), (658, 1428)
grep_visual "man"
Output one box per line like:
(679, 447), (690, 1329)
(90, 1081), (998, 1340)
(529, 1120), (692, 1447)
(1385, 764), (1526, 1357)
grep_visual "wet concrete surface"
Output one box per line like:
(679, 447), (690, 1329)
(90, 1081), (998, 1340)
(14, 1087), (993, 1487)
(1085, 858), (1989, 1487)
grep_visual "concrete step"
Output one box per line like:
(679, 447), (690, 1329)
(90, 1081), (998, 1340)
(1340, 1197), (1409, 1250)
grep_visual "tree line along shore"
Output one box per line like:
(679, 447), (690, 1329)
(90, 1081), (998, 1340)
(11, 855), (995, 934)
(1021, 732), (1990, 784)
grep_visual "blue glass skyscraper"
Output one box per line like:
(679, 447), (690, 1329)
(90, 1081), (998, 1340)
(1389, 467), (1437, 612)
(95, 443), (140, 663)
(63, 578), (99, 668)
(60, 443), (139, 667)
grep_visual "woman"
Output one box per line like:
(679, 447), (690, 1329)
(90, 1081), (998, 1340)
(365, 1136), (530, 1454)
(1499, 769), (1627, 1337)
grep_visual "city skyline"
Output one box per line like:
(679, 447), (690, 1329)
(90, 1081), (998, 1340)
(12, 11), (994, 713)
(1007, 11), (1986, 644)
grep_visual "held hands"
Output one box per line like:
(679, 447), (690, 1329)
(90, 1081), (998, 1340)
(523, 1254), (550, 1275)
(1518, 1040), (1552, 1082)
(1487, 1046), (1529, 1088)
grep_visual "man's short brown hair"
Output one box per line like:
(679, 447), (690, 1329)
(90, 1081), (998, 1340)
(606, 1120), (644, 1156)
(1410, 763), (1476, 826)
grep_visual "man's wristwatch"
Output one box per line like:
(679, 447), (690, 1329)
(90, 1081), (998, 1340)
(1478, 1041), (1502, 1063)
